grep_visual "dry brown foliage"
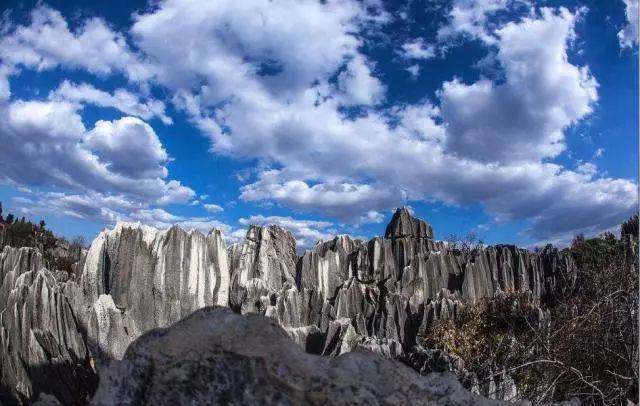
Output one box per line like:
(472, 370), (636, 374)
(423, 226), (638, 405)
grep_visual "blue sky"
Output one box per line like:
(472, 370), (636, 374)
(0, 0), (637, 249)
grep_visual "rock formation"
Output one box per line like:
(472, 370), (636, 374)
(76, 223), (229, 359)
(1, 246), (44, 297)
(228, 225), (297, 313)
(222, 207), (576, 399)
(225, 208), (575, 353)
(92, 307), (505, 405)
(0, 247), (96, 404)
(0, 269), (95, 404)
(0, 208), (579, 404)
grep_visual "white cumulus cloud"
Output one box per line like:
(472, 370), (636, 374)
(619, 0), (639, 49)
(49, 81), (172, 124)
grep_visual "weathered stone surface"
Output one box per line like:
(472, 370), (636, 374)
(0, 246), (44, 309)
(92, 307), (507, 406)
(228, 225), (297, 314)
(230, 225), (297, 289)
(77, 222), (230, 360)
(296, 235), (358, 297)
(71, 249), (87, 280)
(0, 208), (580, 404)
(385, 207), (434, 239)
(0, 225), (7, 249)
(0, 269), (96, 404)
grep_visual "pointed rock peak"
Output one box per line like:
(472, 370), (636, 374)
(245, 224), (297, 250)
(384, 207), (433, 239)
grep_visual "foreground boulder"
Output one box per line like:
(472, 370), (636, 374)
(92, 307), (506, 406)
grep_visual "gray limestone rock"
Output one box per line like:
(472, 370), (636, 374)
(0, 208), (580, 404)
(91, 306), (508, 406)
(385, 207), (434, 239)
(77, 222), (230, 360)
(229, 225), (297, 304)
(0, 246), (44, 309)
(227, 224), (301, 322)
(0, 269), (96, 404)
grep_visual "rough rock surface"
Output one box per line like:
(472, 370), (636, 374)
(0, 208), (579, 404)
(228, 225), (297, 313)
(0, 247), (44, 309)
(0, 248), (97, 404)
(0, 269), (96, 404)
(76, 222), (229, 359)
(225, 207), (576, 400)
(385, 206), (433, 239)
(92, 306), (508, 405)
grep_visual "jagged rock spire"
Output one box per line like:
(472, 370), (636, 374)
(384, 207), (433, 239)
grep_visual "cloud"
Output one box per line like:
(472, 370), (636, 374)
(12, 190), (233, 237)
(0, 4), (194, 216)
(593, 147), (605, 158)
(0, 5), (151, 81)
(337, 54), (385, 106)
(619, 0), (639, 49)
(576, 162), (598, 176)
(0, 65), (12, 101)
(143, 3), (628, 244)
(239, 214), (335, 249)
(0, 99), (194, 204)
(130, 0), (379, 96)
(156, 181), (198, 205)
(240, 170), (404, 219)
(49, 81), (172, 124)
(0, 2), (635, 247)
(441, 8), (598, 163)
(401, 39), (435, 60)
(84, 117), (168, 179)
(203, 203), (224, 213)
(437, 0), (520, 44)
(358, 210), (385, 224)
(406, 64), (420, 78)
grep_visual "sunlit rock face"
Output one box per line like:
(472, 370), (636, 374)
(225, 207), (576, 401)
(77, 222), (230, 359)
(228, 225), (297, 314)
(0, 208), (578, 404)
(0, 246), (44, 308)
(68, 208), (575, 364)
(232, 207), (575, 356)
(385, 206), (434, 239)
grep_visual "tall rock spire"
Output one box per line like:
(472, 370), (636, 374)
(384, 207), (433, 239)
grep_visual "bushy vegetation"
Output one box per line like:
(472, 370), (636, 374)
(423, 215), (639, 405)
(0, 202), (86, 273)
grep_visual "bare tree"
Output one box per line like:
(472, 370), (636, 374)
(446, 232), (484, 262)
(423, 230), (638, 405)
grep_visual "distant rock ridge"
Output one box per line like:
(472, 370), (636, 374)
(0, 210), (578, 404)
